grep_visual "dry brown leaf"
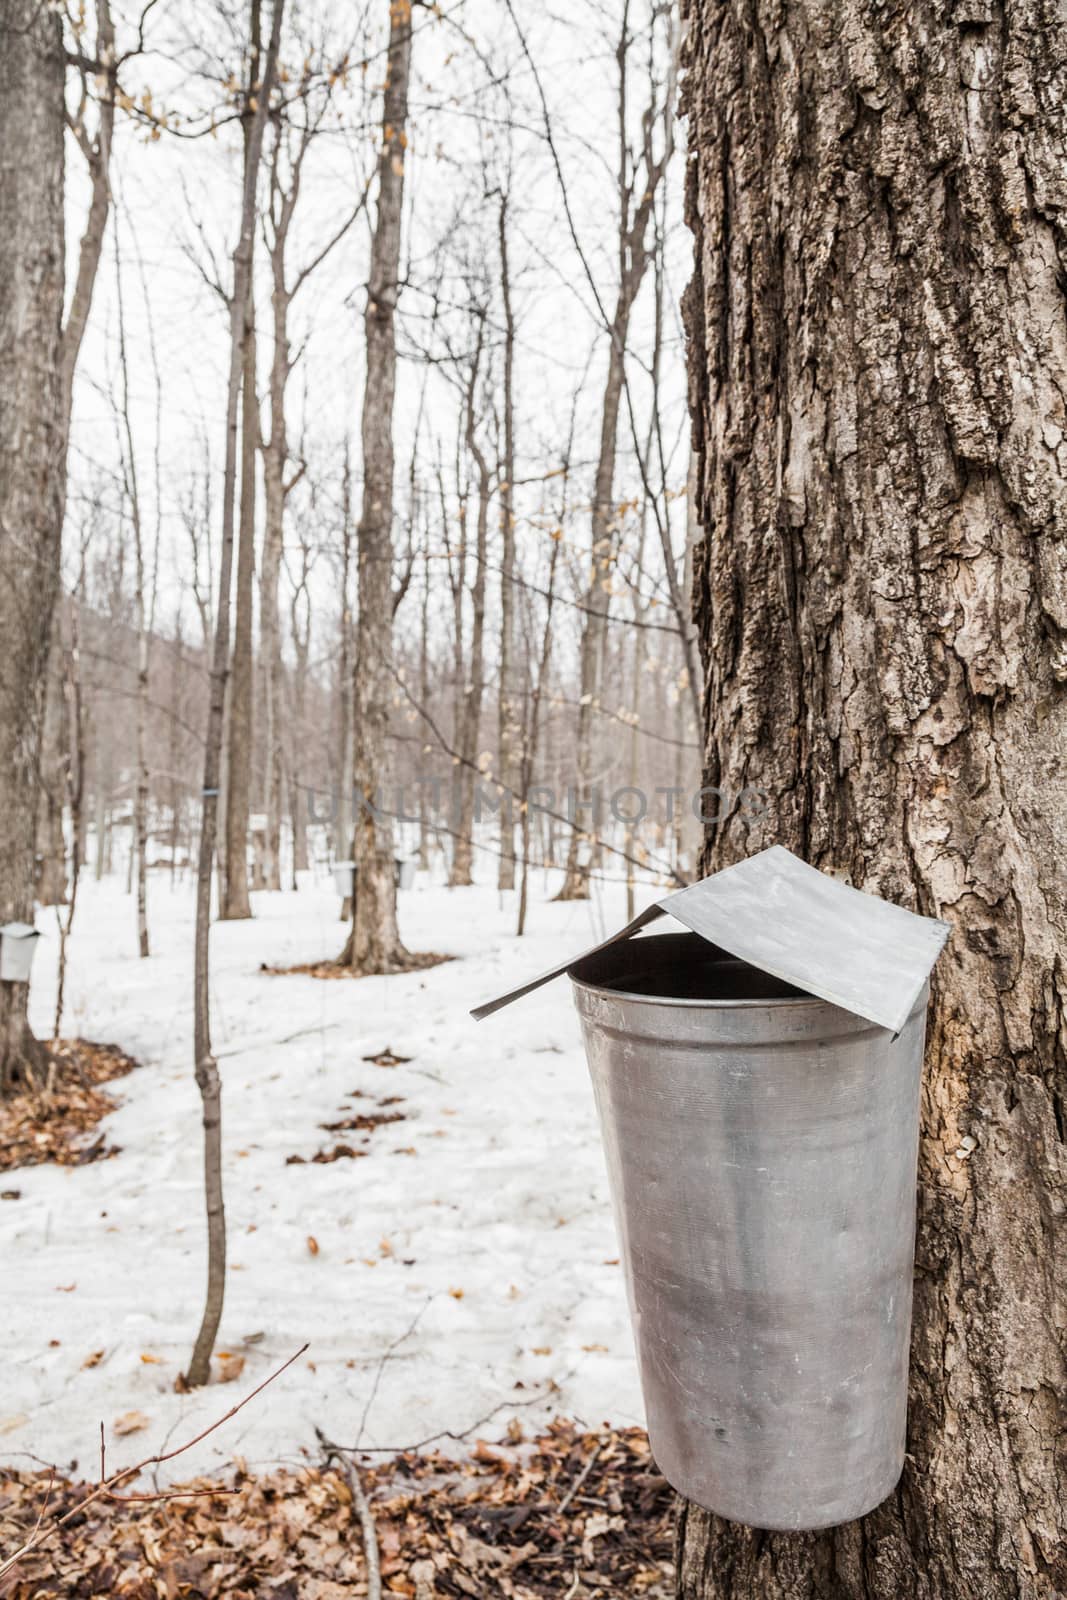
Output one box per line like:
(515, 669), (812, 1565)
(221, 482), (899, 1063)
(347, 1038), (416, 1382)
(113, 1409), (150, 1436)
(82, 1349), (105, 1369)
(307, 1235), (320, 1256)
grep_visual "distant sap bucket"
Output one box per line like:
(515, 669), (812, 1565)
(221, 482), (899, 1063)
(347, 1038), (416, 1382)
(472, 847), (951, 1530)
(0, 922), (42, 984)
(331, 861), (356, 898)
(571, 932), (929, 1529)
(331, 859), (416, 898)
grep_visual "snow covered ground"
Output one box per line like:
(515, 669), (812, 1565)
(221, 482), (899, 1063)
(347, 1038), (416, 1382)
(2, 866), (656, 1482)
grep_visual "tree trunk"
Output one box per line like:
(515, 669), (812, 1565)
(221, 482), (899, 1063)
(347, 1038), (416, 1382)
(36, 650), (68, 908)
(676, 0), (1067, 1594)
(187, 0), (282, 1389)
(496, 190), (518, 890)
(449, 324), (490, 889)
(221, 290), (257, 920)
(0, 0), (65, 1090)
(344, 0), (413, 973)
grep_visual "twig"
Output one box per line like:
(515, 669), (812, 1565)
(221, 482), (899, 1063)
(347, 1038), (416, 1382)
(0, 1344), (308, 1582)
(325, 1385), (554, 1456)
(557, 1443), (602, 1516)
(342, 1449), (382, 1600)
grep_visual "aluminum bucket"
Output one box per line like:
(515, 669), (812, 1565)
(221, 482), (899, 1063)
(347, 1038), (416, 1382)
(570, 931), (927, 1531)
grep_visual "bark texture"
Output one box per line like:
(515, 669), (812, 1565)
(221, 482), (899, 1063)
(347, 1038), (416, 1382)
(677, 0), (1067, 1594)
(0, 0), (65, 1089)
(345, 0), (413, 973)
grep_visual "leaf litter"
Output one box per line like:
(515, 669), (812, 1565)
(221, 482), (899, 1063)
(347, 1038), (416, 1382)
(0, 1041), (140, 1174)
(0, 1421), (674, 1598)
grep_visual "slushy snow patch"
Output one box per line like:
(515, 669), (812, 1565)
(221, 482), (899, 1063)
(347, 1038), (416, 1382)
(1, 868), (648, 1480)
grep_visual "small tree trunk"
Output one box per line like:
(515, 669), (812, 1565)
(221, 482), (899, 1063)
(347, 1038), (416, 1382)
(676, 0), (1067, 1591)
(449, 323), (490, 889)
(221, 289), (258, 921)
(53, 595), (85, 1040)
(496, 190), (518, 890)
(187, 0), (282, 1389)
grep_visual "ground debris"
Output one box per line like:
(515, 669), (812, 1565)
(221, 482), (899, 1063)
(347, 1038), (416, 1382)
(0, 1422), (674, 1598)
(261, 955), (452, 981)
(0, 1040), (139, 1174)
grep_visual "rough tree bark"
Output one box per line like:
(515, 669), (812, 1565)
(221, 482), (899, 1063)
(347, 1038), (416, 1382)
(343, 0), (414, 973)
(676, 0), (1067, 1594)
(0, 0), (114, 1086)
(0, 1), (65, 1090)
(187, 0), (282, 1389)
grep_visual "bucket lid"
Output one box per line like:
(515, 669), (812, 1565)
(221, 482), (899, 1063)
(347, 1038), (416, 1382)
(0, 922), (40, 941)
(471, 845), (950, 1034)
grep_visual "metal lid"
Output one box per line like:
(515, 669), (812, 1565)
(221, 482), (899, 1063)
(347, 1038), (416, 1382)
(0, 922), (40, 940)
(471, 845), (950, 1035)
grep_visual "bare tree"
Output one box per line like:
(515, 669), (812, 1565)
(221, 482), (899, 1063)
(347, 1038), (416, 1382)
(52, 557), (87, 1042)
(187, 0), (283, 1390)
(220, 271), (258, 921)
(449, 306), (491, 888)
(552, 2), (677, 900)
(113, 221), (154, 956)
(342, 0), (415, 973)
(495, 184), (519, 890)
(259, 71), (366, 893)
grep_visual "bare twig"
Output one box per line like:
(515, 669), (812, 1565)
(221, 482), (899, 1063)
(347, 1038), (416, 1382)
(0, 1344), (308, 1582)
(557, 1443), (602, 1516)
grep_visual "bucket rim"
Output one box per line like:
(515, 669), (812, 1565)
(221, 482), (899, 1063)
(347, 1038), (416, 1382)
(567, 967), (825, 1011)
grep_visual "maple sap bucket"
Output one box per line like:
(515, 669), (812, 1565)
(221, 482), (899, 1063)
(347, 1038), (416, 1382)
(569, 932), (928, 1531)
(0, 922), (41, 983)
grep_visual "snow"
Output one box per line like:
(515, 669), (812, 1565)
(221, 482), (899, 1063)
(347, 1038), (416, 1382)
(1, 868), (655, 1482)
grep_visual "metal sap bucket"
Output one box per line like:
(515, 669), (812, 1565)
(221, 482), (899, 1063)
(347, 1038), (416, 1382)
(569, 931), (927, 1531)
(0, 922), (42, 983)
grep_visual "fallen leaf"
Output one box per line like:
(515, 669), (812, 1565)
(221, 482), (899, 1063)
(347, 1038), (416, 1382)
(531, 1346), (552, 1356)
(140, 1352), (162, 1364)
(582, 1343), (609, 1353)
(113, 1410), (150, 1437)
(217, 1353), (246, 1384)
(82, 1349), (105, 1369)
(307, 1235), (320, 1256)
(448, 1287), (464, 1300)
